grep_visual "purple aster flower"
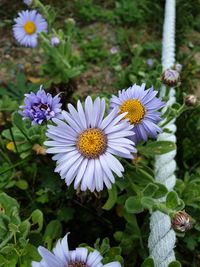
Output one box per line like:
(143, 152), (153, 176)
(109, 84), (165, 143)
(161, 69), (180, 87)
(23, 0), (32, 6)
(51, 36), (60, 47)
(32, 233), (121, 267)
(44, 96), (136, 192)
(13, 10), (48, 47)
(20, 86), (62, 125)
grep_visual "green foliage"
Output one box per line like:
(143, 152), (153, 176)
(40, 29), (83, 86)
(0, 73), (38, 101)
(0, 193), (41, 266)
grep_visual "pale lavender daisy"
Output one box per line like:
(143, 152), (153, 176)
(13, 10), (48, 47)
(109, 84), (165, 143)
(44, 96), (136, 192)
(32, 233), (122, 267)
(19, 86), (62, 125)
(51, 36), (60, 47)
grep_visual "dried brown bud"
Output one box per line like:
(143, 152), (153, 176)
(184, 94), (198, 107)
(172, 211), (192, 232)
(161, 69), (180, 87)
(32, 144), (46, 155)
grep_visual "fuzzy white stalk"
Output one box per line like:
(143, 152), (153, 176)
(148, 0), (177, 266)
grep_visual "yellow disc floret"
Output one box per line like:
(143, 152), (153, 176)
(77, 128), (107, 159)
(24, 21), (36, 35)
(119, 99), (145, 124)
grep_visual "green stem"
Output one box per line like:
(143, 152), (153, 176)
(0, 149), (11, 163)
(160, 105), (186, 128)
(0, 158), (30, 176)
(40, 34), (71, 69)
(34, 0), (49, 19)
(2, 112), (19, 155)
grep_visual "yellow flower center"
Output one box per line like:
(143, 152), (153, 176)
(76, 128), (107, 159)
(24, 21), (36, 35)
(119, 99), (145, 124)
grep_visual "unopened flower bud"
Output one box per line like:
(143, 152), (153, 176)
(161, 69), (180, 87)
(172, 211), (192, 232)
(65, 18), (76, 26)
(184, 94), (197, 107)
(23, 0), (32, 6)
(51, 36), (60, 47)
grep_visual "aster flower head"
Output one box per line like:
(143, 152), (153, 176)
(109, 84), (165, 143)
(51, 36), (60, 47)
(20, 86), (62, 125)
(32, 233), (121, 267)
(13, 10), (48, 47)
(45, 96), (136, 192)
(161, 69), (180, 87)
(23, 0), (32, 6)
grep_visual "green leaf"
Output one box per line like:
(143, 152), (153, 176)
(57, 207), (74, 223)
(43, 220), (62, 249)
(102, 185), (118, 210)
(134, 168), (154, 184)
(141, 197), (155, 211)
(8, 223), (19, 234)
(12, 112), (25, 131)
(166, 191), (185, 211)
(143, 183), (158, 197)
(141, 257), (155, 267)
(15, 180), (28, 190)
(19, 220), (30, 239)
(125, 196), (144, 214)
(0, 193), (19, 217)
(30, 209), (43, 232)
(168, 261), (182, 267)
(138, 141), (176, 156)
(166, 191), (179, 209)
(153, 183), (168, 198)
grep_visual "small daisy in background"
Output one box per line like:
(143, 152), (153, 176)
(23, 0), (32, 6)
(45, 96), (136, 192)
(51, 36), (60, 47)
(32, 233), (122, 267)
(109, 84), (165, 143)
(13, 10), (48, 47)
(19, 86), (62, 125)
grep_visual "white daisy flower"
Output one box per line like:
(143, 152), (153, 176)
(44, 96), (136, 192)
(13, 10), (48, 47)
(32, 233), (122, 267)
